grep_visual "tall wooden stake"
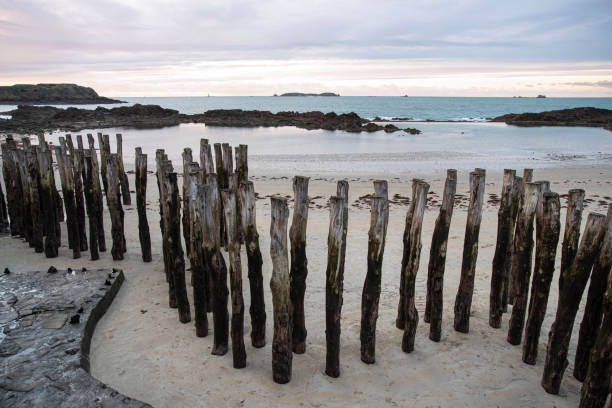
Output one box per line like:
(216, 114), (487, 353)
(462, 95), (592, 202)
(35, 141), (59, 257)
(402, 180), (429, 352)
(508, 168), (533, 304)
(116, 134), (131, 205)
(522, 192), (561, 363)
(489, 169), (516, 327)
(270, 196), (292, 383)
(87, 134), (106, 252)
(222, 189), (247, 368)
(56, 144), (81, 258)
(503, 175), (522, 311)
(105, 154), (126, 260)
(396, 180), (418, 329)
(135, 148), (152, 262)
(190, 166), (209, 337)
(574, 205), (612, 381)
(83, 152), (100, 260)
(426, 170), (457, 341)
(238, 181), (266, 347)
(453, 169), (486, 333)
(542, 212), (606, 394)
(182, 148), (193, 258)
(360, 190), (389, 363)
(290, 175), (310, 354)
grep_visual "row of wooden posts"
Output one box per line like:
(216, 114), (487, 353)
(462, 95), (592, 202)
(0, 134), (610, 406)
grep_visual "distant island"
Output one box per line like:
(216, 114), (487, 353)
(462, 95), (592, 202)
(0, 83), (123, 105)
(274, 92), (340, 97)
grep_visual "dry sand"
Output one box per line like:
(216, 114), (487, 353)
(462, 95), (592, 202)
(1, 164), (611, 408)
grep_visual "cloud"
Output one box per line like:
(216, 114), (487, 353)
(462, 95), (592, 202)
(565, 80), (612, 88)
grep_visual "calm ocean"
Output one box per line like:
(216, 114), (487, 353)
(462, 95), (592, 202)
(3, 96), (612, 121)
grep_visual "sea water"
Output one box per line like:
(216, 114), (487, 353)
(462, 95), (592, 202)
(44, 121), (612, 177)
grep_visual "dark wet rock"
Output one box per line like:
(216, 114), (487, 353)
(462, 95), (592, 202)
(0, 269), (151, 408)
(3, 268), (9, 275)
(491, 107), (612, 131)
(0, 105), (422, 135)
(48, 266), (58, 274)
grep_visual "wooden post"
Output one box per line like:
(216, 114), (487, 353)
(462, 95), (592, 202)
(235, 145), (248, 184)
(522, 192), (561, 363)
(425, 170), (457, 341)
(99, 133), (111, 194)
(35, 143), (60, 257)
(0, 178), (8, 234)
(542, 212), (607, 394)
(66, 134), (88, 252)
(396, 180), (418, 329)
(560, 189), (585, 290)
(135, 148), (152, 262)
(25, 144), (44, 252)
(270, 196), (292, 383)
(116, 134), (131, 205)
(221, 189), (247, 368)
(508, 168), (533, 304)
(453, 169), (486, 333)
(105, 154), (126, 260)
(2, 138), (24, 236)
(238, 180), (266, 347)
(202, 175), (229, 355)
(506, 182), (540, 344)
(83, 152), (100, 260)
(155, 150), (169, 281)
(166, 172), (191, 323)
(574, 205), (612, 381)
(87, 134), (106, 252)
(289, 175), (310, 354)
(579, 271), (612, 408)
(324, 195), (345, 377)
(199, 139), (215, 178)
(190, 166), (209, 337)
(489, 169), (516, 327)
(402, 180), (429, 352)
(182, 148), (193, 258)
(214, 143), (228, 248)
(56, 144), (81, 258)
(15, 144), (33, 245)
(360, 191), (389, 363)
(503, 175), (522, 311)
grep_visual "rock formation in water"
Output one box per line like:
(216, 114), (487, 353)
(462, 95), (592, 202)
(0, 84), (123, 105)
(491, 107), (612, 131)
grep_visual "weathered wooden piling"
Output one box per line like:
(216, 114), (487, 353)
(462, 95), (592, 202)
(98, 134), (111, 194)
(502, 175), (522, 311)
(325, 195), (346, 377)
(489, 169), (516, 328)
(238, 180), (266, 347)
(508, 168), (533, 304)
(289, 175), (310, 354)
(396, 180), (418, 329)
(202, 175), (229, 355)
(116, 134), (131, 205)
(199, 139), (215, 177)
(189, 166), (209, 337)
(402, 180), (429, 352)
(2, 138), (24, 236)
(542, 212), (607, 394)
(14, 144), (33, 245)
(66, 135), (88, 252)
(0, 179), (8, 234)
(83, 152), (100, 260)
(35, 141), (60, 257)
(221, 189), (247, 368)
(87, 134), (106, 252)
(270, 196), (292, 383)
(506, 182), (539, 345)
(574, 205), (612, 381)
(579, 270), (612, 408)
(235, 144), (248, 184)
(56, 144), (81, 258)
(105, 154), (126, 260)
(522, 192), (561, 364)
(182, 148), (193, 258)
(214, 143), (228, 247)
(560, 189), (585, 290)
(25, 144), (44, 252)
(135, 148), (152, 262)
(453, 169), (486, 333)
(166, 172), (191, 323)
(425, 170), (457, 341)
(360, 190), (389, 363)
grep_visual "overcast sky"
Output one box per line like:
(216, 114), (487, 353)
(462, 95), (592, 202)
(1, 0), (611, 96)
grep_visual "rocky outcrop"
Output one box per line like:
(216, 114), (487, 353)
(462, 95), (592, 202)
(0, 106), (422, 135)
(491, 107), (612, 131)
(0, 84), (123, 105)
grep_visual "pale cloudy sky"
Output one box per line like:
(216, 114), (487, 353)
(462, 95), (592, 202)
(1, 0), (611, 96)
